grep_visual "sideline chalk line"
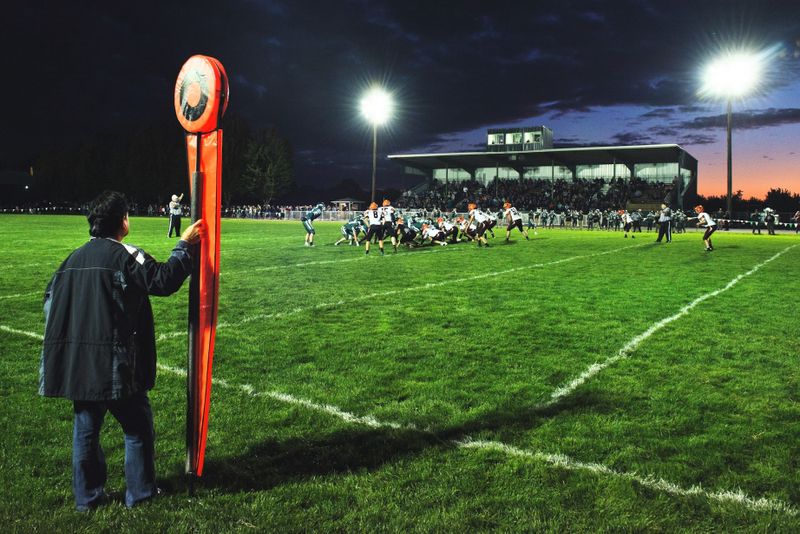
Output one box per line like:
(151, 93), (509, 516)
(457, 439), (797, 516)
(0, 290), (40, 300)
(544, 243), (798, 407)
(157, 243), (643, 341)
(2, 323), (797, 516)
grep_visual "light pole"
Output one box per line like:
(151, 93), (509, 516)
(360, 87), (393, 203)
(700, 51), (761, 218)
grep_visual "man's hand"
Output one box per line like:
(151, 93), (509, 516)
(181, 220), (206, 244)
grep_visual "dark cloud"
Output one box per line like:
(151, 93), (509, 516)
(3, 0), (800, 188)
(610, 132), (655, 145)
(676, 134), (718, 145)
(639, 108), (676, 119)
(680, 108), (800, 130)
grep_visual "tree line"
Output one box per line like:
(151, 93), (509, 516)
(30, 114), (295, 206)
(696, 188), (800, 215)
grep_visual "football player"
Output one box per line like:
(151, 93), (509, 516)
(420, 223), (448, 246)
(334, 214), (363, 246)
(302, 202), (324, 247)
(692, 204), (717, 251)
(380, 199), (398, 252)
(465, 203), (490, 247)
(395, 217), (420, 248)
(503, 202), (530, 241)
(484, 210), (498, 238)
(437, 217), (460, 243)
(457, 216), (477, 241)
(621, 209), (635, 239)
(362, 202), (384, 255)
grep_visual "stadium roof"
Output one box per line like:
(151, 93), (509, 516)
(388, 144), (697, 174)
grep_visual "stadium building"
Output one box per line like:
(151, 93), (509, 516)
(388, 126), (698, 209)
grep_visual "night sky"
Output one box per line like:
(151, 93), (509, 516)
(5, 0), (800, 198)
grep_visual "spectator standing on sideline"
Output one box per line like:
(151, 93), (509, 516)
(764, 207), (776, 235)
(655, 203), (672, 243)
(39, 190), (204, 511)
(792, 210), (800, 234)
(750, 209), (762, 234)
(632, 209), (643, 233)
(167, 193), (184, 237)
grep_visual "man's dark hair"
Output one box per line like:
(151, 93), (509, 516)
(87, 190), (129, 237)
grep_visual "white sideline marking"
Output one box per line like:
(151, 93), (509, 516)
(157, 243), (643, 341)
(545, 243), (799, 407)
(0, 325), (43, 340)
(0, 291), (39, 300)
(457, 439), (798, 516)
(155, 363), (415, 431)
(2, 325), (797, 516)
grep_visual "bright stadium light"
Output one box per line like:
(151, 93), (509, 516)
(360, 87), (393, 202)
(699, 50), (763, 219)
(700, 52), (762, 98)
(360, 87), (393, 126)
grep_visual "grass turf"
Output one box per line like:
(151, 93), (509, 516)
(0, 214), (798, 532)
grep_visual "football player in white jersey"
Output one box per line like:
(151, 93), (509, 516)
(456, 216), (476, 241)
(484, 210), (498, 238)
(465, 203), (490, 247)
(621, 210), (635, 239)
(380, 199), (398, 252)
(693, 204), (717, 251)
(362, 202), (384, 255)
(420, 223), (448, 246)
(437, 217), (459, 243)
(503, 202), (530, 241)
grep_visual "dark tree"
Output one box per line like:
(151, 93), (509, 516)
(241, 127), (295, 204)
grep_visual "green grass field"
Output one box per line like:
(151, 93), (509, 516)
(1, 214), (799, 532)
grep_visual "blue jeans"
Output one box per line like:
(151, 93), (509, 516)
(72, 392), (156, 510)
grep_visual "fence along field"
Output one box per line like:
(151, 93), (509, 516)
(1, 215), (798, 531)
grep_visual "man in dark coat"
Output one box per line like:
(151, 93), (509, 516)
(39, 190), (204, 511)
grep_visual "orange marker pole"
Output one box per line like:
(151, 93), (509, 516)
(174, 55), (228, 493)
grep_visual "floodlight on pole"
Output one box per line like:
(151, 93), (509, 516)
(360, 87), (393, 203)
(700, 51), (762, 218)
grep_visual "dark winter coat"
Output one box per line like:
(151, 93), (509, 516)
(39, 237), (193, 401)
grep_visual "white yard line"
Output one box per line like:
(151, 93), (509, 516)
(0, 291), (40, 300)
(544, 243), (799, 407)
(0, 325), (43, 340)
(156, 363), (415, 430)
(158, 243), (643, 341)
(2, 323), (796, 516)
(457, 439), (797, 516)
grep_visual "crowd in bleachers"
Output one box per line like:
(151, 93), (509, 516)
(396, 176), (672, 212)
